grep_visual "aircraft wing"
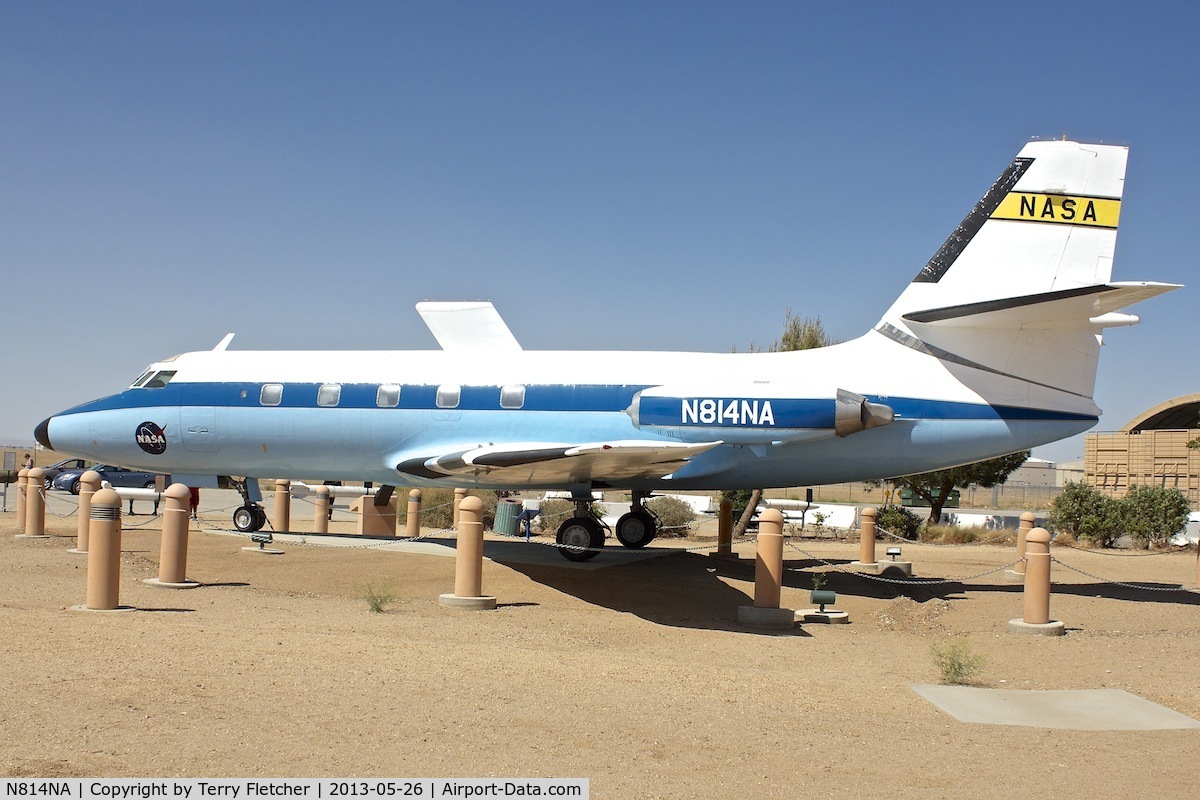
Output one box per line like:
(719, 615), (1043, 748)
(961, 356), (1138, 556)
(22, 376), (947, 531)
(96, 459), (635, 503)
(395, 439), (723, 485)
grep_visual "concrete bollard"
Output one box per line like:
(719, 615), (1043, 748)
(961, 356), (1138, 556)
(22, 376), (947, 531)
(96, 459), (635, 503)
(16, 468), (27, 534)
(83, 488), (127, 611)
(274, 479), (291, 534)
(406, 489), (422, 538)
(20, 468), (49, 539)
(313, 486), (330, 534)
(439, 495), (496, 610)
(1005, 511), (1037, 581)
(855, 506), (877, 567)
(453, 488), (468, 529)
(71, 470), (103, 554)
(1008, 527), (1065, 635)
(145, 484), (199, 589)
(711, 499), (738, 560)
(737, 508), (794, 628)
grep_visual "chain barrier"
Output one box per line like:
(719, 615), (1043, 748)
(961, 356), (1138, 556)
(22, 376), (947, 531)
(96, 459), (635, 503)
(784, 540), (1023, 585)
(1058, 541), (1193, 557)
(40, 488), (79, 518)
(1049, 555), (1200, 594)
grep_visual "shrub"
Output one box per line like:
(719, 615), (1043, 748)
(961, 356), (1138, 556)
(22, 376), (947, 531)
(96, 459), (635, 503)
(1048, 482), (1122, 547)
(417, 488), (498, 531)
(1120, 484), (1191, 548)
(875, 505), (921, 540)
(646, 495), (696, 537)
(920, 524), (978, 544)
(931, 637), (985, 685)
(362, 582), (396, 614)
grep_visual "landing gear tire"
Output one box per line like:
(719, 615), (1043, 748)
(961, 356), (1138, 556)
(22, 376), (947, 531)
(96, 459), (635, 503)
(615, 510), (657, 549)
(233, 504), (266, 532)
(556, 516), (604, 562)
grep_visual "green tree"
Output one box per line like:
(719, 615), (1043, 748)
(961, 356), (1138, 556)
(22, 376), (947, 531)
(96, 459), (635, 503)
(729, 312), (838, 536)
(885, 450), (1030, 525)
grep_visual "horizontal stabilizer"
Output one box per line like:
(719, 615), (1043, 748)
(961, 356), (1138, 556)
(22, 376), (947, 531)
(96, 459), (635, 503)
(902, 282), (1180, 329)
(396, 439), (722, 486)
(416, 301), (522, 351)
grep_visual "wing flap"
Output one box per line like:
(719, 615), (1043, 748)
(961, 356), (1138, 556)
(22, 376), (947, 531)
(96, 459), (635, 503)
(395, 439), (722, 485)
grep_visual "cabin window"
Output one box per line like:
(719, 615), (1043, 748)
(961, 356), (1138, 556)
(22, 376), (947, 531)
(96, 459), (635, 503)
(318, 384), (342, 407)
(376, 384), (401, 408)
(142, 371), (176, 389)
(436, 384), (460, 409)
(500, 384), (525, 409)
(260, 384), (283, 406)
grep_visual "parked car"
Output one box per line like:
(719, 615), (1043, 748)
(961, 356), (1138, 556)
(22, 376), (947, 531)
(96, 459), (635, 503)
(40, 458), (96, 489)
(52, 464), (167, 495)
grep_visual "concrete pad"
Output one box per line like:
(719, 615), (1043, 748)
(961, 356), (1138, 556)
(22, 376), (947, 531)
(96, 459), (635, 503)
(911, 685), (1200, 730)
(736, 605), (796, 629)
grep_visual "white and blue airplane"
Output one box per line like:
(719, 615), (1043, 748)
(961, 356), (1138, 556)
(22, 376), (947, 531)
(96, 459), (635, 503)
(35, 140), (1178, 560)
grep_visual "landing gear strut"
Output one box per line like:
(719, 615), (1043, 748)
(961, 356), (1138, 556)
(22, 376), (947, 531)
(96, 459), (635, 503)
(555, 498), (605, 562)
(231, 478), (267, 532)
(615, 490), (658, 549)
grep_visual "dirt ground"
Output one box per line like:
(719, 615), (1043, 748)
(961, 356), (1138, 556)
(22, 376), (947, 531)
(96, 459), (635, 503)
(2, 501), (1199, 799)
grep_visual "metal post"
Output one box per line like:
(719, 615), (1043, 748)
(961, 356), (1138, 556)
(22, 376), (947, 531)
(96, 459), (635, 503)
(1015, 511), (1035, 575)
(313, 486), (330, 534)
(754, 509), (785, 608)
(274, 479), (291, 534)
(85, 488), (123, 610)
(15, 468), (28, 535)
(147, 484), (199, 588)
(72, 470), (102, 553)
(22, 468), (47, 538)
(453, 488), (467, 529)
(406, 489), (422, 538)
(858, 506), (877, 566)
(1009, 527), (1064, 635)
(439, 495), (496, 609)
(715, 499), (733, 556)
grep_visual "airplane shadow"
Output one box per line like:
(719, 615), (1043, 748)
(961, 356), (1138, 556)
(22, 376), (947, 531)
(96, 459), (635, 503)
(496, 549), (1200, 633)
(497, 550), (816, 635)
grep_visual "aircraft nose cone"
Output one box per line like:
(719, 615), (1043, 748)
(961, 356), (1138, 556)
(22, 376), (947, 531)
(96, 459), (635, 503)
(34, 417), (54, 451)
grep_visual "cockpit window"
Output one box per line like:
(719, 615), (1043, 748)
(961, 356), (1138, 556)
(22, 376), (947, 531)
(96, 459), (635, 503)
(142, 371), (177, 389)
(130, 370), (154, 389)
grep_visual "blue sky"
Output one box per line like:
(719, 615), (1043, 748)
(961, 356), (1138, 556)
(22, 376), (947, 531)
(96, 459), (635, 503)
(2, 2), (1196, 466)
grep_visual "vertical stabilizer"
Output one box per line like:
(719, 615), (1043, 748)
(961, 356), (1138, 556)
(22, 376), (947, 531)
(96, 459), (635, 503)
(874, 140), (1146, 403)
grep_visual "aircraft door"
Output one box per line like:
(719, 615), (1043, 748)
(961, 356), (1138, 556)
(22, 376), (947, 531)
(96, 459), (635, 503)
(181, 406), (220, 452)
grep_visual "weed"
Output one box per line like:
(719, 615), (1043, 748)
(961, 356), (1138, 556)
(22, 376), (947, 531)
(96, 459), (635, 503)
(363, 582), (397, 614)
(931, 637), (985, 685)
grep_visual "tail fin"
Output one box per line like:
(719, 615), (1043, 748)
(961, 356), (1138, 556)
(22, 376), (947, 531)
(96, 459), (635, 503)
(877, 140), (1178, 401)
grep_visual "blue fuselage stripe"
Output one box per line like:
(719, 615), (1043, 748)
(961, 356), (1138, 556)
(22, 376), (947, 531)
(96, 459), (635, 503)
(56, 382), (1099, 425)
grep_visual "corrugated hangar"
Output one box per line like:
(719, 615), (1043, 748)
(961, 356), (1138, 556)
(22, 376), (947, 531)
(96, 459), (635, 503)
(1086, 394), (1200, 506)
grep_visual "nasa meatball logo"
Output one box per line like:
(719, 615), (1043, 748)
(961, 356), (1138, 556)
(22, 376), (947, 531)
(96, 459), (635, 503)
(135, 421), (167, 455)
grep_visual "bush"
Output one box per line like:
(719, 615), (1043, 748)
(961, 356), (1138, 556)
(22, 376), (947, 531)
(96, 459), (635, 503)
(1120, 484), (1191, 548)
(920, 524), (978, 544)
(362, 582), (396, 614)
(417, 488), (498, 531)
(1048, 482), (1122, 546)
(875, 505), (921, 540)
(931, 637), (985, 685)
(646, 495), (696, 537)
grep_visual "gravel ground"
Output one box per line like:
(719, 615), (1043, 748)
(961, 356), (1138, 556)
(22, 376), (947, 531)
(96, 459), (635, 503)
(3, 501), (1199, 799)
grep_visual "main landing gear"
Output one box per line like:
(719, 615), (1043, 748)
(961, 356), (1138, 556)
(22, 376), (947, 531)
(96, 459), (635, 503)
(556, 499), (605, 562)
(615, 490), (658, 549)
(554, 491), (660, 561)
(231, 478), (268, 532)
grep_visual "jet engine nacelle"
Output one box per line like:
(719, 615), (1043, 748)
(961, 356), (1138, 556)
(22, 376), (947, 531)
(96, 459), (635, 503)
(626, 385), (893, 444)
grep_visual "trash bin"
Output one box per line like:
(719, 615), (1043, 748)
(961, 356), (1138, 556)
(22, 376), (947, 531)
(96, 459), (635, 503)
(493, 498), (522, 537)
